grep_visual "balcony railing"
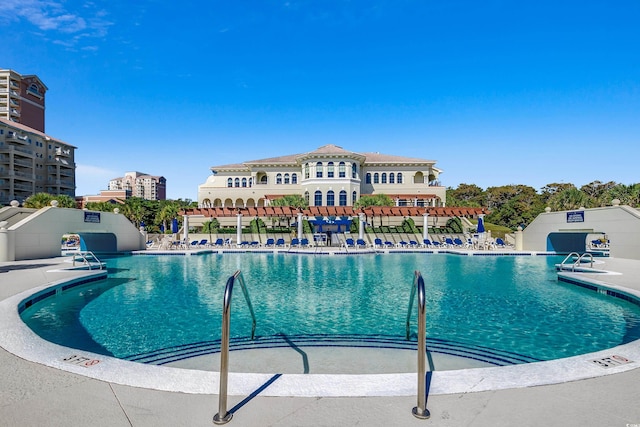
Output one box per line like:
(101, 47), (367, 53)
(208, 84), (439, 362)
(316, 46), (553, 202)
(14, 171), (34, 180)
(14, 158), (32, 167)
(14, 183), (33, 191)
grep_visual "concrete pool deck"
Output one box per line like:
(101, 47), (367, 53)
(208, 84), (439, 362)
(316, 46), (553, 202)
(1, 255), (640, 426)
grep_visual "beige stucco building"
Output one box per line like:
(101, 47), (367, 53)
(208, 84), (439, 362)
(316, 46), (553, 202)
(198, 144), (446, 208)
(0, 118), (76, 205)
(108, 171), (166, 201)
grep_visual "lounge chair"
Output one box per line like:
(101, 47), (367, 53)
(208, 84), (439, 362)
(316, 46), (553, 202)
(495, 238), (507, 248)
(198, 239), (208, 247)
(275, 238), (286, 247)
(345, 238), (355, 248)
(291, 238), (300, 247)
(384, 241), (394, 248)
(397, 240), (408, 248)
(422, 239), (433, 248)
(264, 238), (275, 247)
(300, 238), (310, 247)
(453, 238), (464, 248)
(409, 240), (419, 247)
(444, 237), (455, 247)
(213, 238), (224, 247)
(356, 238), (367, 248)
(374, 238), (384, 248)
(431, 240), (442, 248)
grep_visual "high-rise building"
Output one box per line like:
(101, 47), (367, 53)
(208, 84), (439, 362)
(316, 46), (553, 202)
(0, 68), (75, 205)
(109, 171), (166, 201)
(0, 69), (47, 132)
(0, 118), (76, 205)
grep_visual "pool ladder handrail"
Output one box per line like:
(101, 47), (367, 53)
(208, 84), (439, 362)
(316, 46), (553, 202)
(71, 251), (104, 270)
(406, 270), (430, 420)
(559, 252), (594, 271)
(214, 270), (257, 425)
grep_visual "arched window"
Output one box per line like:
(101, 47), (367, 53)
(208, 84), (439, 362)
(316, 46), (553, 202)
(339, 162), (346, 178)
(373, 173), (379, 184)
(248, 178), (253, 187)
(291, 173), (298, 184)
(276, 173), (282, 184)
(381, 173), (387, 184)
(314, 190), (322, 206)
(327, 162), (334, 178)
(304, 191), (310, 205)
(352, 191), (357, 205)
(284, 173), (290, 184)
(397, 173), (403, 184)
(260, 175), (267, 184)
(316, 162), (323, 178)
(242, 178), (247, 187)
(366, 173), (371, 184)
(327, 190), (335, 206)
(227, 178), (233, 188)
(339, 190), (347, 206)
(389, 173), (395, 184)
(234, 178), (240, 187)
(352, 163), (357, 179)
(304, 163), (310, 179)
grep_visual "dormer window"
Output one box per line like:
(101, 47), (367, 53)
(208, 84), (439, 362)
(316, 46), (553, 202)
(27, 83), (43, 98)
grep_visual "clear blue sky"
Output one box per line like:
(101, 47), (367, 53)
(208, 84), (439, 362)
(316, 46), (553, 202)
(2, 1), (639, 200)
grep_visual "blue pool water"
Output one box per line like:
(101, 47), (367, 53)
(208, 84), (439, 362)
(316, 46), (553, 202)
(21, 253), (640, 365)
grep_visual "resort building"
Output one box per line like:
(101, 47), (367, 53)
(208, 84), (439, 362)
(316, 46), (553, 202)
(197, 144), (446, 208)
(0, 118), (76, 205)
(0, 68), (47, 132)
(108, 171), (166, 201)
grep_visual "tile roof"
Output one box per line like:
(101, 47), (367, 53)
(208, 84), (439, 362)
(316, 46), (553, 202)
(181, 206), (486, 218)
(210, 144), (435, 169)
(0, 118), (73, 147)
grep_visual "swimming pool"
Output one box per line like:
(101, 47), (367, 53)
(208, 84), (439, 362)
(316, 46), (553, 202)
(20, 253), (640, 373)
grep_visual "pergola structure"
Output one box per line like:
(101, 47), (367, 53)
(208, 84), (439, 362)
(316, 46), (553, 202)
(180, 206), (488, 225)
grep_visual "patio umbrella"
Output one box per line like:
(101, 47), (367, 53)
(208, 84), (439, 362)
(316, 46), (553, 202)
(477, 216), (485, 233)
(477, 215), (486, 246)
(171, 218), (179, 234)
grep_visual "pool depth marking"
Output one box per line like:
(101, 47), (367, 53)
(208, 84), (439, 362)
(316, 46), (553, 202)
(62, 354), (101, 368)
(590, 355), (633, 369)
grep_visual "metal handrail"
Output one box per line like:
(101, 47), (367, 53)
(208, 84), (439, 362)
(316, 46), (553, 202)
(214, 270), (257, 425)
(558, 252), (594, 271)
(71, 251), (103, 270)
(407, 270), (430, 419)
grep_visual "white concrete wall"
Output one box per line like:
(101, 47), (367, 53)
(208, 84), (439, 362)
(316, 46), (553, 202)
(0, 206), (145, 261)
(523, 205), (640, 260)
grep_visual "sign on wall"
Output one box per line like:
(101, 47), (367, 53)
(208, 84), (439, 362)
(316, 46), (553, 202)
(566, 211), (584, 223)
(84, 211), (101, 223)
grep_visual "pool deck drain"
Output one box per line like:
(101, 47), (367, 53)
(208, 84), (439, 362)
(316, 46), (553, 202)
(1, 256), (640, 426)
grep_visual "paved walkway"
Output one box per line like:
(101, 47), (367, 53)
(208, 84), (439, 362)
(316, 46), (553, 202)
(1, 256), (640, 426)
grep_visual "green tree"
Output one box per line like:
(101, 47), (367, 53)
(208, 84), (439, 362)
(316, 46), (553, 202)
(354, 194), (394, 208)
(547, 187), (594, 211)
(270, 194), (308, 208)
(23, 192), (77, 209)
(446, 183), (484, 207)
(155, 201), (181, 233)
(202, 218), (220, 233)
(85, 201), (122, 212)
